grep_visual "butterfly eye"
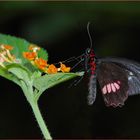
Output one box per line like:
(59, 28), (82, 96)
(86, 48), (91, 54)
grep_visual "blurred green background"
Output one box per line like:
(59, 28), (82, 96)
(1, 1), (140, 139)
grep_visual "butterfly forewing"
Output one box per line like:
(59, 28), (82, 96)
(97, 62), (129, 107)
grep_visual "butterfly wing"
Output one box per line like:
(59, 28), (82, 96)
(97, 62), (129, 107)
(99, 57), (140, 96)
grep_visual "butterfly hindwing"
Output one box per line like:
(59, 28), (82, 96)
(99, 57), (140, 96)
(97, 62), (129, 107)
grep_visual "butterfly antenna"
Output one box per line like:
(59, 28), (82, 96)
(87, 22), (93, 49)
(53, 56), (76, 65)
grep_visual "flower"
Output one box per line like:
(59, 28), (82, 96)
(59, 62), (70, 73)
(34, 58), (48, 70)
(4, 45), (13, 50)
(1, 44), (13, 50)
(22, 45), (71, 74)
(0, 44), (17, 64)
(0, 53), (6, 68)
(46, 64), (58, 74)
(29, 44), (40, 52)
(0, 57), (4, 63)
(23, 52), (37, 61)
(0, 52), (12, 63)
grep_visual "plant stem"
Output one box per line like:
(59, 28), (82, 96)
(21, 81), (52, 140)
(30, 101), (52, 140)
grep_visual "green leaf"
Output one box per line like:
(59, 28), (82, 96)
(31, 71), (42, 80)
(33, 72), (84, 93)
(24, 62), (39, 73)
(38, 47), (48, 60)
(0, 67), (21, 86)
(0, 33), (48, 64)
(7, 63), (32, 83)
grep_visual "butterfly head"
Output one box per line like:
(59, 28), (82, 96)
(85, 47), (91, 55)
(85, 47), (96, 60)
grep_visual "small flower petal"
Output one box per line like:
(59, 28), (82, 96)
(60, 62), (70, 73)
(47, 64), (58, 74)
(23, 52), (37, 61)
(29, 44), (40, 52)
(34, 58), (48, 70)
(1, 44), (13, 50)
(0, 57), (4, 63)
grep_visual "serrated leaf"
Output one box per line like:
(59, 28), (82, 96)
(33, 72), (84, 93)
(0, 34), (48, 64)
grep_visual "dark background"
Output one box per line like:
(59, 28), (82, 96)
(0, 1), (140, 139)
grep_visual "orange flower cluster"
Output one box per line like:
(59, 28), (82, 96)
(23, 52), (37, 61)
(0, 44), (17, 68)
(34, 58), (48, 70)
(23, 44), (71, 74)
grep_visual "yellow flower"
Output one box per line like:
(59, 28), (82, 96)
(23, 52), (37, 61)
(46, 64), (58, 74)
(34, 58), (48, 70)
(59, 62), (70, 73)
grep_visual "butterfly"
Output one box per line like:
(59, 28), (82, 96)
(84, 47), (140, 107)
(70, 22), (140, 107)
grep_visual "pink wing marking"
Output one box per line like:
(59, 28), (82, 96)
(102, 81), (121, 95)
(117, 80), (121, 84)
(102, 86), (107, 94)
(107, 84), (112, 93)
(114, 82), (120, 90)
(111, 83), (116, 92)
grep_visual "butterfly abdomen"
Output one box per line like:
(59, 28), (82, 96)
(88, 74), (97, 105)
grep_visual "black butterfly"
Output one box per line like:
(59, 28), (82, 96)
(70, 22), (140, 107)
(84, 47), (140, 107)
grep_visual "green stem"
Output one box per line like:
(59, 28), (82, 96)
(20, 80), (52, 140)
(31, 101), (52, 140)
(21, 81), (52, 140)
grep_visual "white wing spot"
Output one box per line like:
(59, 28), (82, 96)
(129, 72), (133, 75)
(128, 76), (132, 80)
